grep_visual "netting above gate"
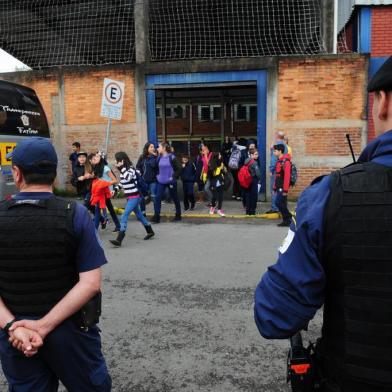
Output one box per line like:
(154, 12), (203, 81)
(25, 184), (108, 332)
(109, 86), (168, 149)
(0, 0), (135, 69)
(149, 0), (325, 61)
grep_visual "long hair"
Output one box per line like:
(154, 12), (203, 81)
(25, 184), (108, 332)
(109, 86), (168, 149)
(84, 160), (92, 175)
(142, 142), (154, 158)
(114, 151), (133, 170)
(92, 154), (105, 178)
(160, 142), (172, 154)
(208, 152), (222, 175)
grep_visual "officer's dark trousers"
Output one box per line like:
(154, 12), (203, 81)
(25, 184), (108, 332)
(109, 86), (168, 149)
(244, 178), (258, 215)
(275, 189), (292, 223)
(0, 319), (111, 392)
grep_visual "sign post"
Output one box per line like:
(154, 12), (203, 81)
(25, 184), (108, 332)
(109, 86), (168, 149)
(100, 78), (125, 153)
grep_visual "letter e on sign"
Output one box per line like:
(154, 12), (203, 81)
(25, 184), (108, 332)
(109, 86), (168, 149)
(100, 78), (125, 120)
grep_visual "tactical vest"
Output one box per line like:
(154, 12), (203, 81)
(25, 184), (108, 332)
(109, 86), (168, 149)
(320, 162), (392, 391)
(0, 197), (78, 316)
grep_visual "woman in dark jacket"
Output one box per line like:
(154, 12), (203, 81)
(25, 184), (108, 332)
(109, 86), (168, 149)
(136, 142), (158, 215)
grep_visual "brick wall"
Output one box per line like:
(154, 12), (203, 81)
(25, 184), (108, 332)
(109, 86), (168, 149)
(277, 56), (367, 197)
(371, 7), (392, 57)
(367, 6), (392, 141)
(1, 55), (368, 197)
(1, 67), (137, 188)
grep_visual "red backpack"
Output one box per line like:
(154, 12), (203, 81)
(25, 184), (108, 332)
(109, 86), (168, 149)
(238, 160), (254, 189)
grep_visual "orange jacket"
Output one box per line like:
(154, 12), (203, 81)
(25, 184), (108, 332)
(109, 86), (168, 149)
(90, 178), (112, 208)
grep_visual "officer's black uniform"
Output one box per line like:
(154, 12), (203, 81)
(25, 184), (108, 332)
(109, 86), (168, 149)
(0, 137), (111, 391)
(255, 57), (392, 392)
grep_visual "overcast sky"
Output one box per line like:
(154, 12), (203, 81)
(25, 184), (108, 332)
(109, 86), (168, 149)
(0, 49), (30, 73)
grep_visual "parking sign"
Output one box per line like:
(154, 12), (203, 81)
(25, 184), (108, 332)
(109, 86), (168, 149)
(100, 78), (125, 120)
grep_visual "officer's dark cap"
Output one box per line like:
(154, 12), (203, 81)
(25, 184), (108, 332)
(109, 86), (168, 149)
(368, 56), (392, 93)
(6, 137), (57, 174)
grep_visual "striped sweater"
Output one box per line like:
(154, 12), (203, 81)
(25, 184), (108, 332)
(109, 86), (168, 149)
(115, 166), (140, 197)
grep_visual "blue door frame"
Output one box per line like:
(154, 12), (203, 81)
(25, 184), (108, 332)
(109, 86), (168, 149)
(146, 70), (268, 193)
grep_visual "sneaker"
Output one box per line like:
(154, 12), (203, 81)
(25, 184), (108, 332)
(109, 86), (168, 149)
(236, 197), (242, 201)
(231, 195), (236, 200)
(277, 221), (291, 227)
(206, 203), (213, 208)
(184, 207), (190, 212)
(190, 204), (195, 211)
(265, 210), (279, 214)
(171, 215), (181, 222)
(217, 209), (225, 217)
(112, 227), (120, 233)
(209, 207), (216, 215)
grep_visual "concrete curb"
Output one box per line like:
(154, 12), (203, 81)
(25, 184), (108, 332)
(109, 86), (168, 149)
(113, 207), (284, 220)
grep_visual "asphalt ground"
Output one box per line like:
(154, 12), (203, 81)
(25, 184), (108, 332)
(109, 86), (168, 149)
(0, 218), (322, 392)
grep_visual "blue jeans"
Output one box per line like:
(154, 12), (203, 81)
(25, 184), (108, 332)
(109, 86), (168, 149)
(270, 173), (279, 211)
(94, 206), (107, 229)
(0, 319), (111, 392)
(154, 182), (181, 216)
(120, 197), (150, 232)
(140, 182), (157, 213)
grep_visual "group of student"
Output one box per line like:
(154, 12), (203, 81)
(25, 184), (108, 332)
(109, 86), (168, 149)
(69, 142), (154, 247)
(69, 132), (294, 245)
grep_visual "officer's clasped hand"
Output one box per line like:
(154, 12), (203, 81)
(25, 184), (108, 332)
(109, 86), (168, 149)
(8, 327), (44, 357)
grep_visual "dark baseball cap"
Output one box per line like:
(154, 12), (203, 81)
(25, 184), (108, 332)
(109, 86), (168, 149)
(368, 56), (392, 93)
(7, 137), (58, 173)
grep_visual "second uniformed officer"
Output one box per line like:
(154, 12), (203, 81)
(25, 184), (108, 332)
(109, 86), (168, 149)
(0, 137), (111, 391)
(255, 56), (392, 392)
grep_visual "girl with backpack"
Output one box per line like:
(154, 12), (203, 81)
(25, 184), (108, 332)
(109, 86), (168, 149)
(136, 142), (158, 215)
(91, 152), (120, 230)
(243, 148), (261, 215)
(110, 152), (155, 247)
(208, 152), (226, 217)
(91, 151), (122, 230)
(228, 140), (245, 201)
(151, 142), (182, 223)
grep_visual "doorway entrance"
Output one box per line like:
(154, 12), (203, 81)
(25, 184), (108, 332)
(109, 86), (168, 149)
(146, 70), (267, 192)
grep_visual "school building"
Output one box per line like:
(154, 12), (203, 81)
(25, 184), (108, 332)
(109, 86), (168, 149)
(0, 0), (390, 198)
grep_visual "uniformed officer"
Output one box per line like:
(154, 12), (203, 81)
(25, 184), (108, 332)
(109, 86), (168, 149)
(0, 137), (111, 391)
(254, 56), (392, 392)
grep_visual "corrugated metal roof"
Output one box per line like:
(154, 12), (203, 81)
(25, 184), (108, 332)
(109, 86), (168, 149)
(338, 0), (392, 32)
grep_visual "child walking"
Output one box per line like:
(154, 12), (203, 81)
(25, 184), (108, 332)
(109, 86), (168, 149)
(110, 152), (155, 247)
(180, 155), (196, 211)
(90, 175), (112, 230)
(243, 148), (261, 215)
(91, 151), (121, 231)
(208, 152), (226, 217)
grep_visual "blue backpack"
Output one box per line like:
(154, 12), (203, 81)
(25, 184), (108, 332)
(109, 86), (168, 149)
(135, 170), (149, 197)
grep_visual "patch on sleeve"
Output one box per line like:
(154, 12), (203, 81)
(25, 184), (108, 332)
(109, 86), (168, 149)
(279, 229), (295, 254)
